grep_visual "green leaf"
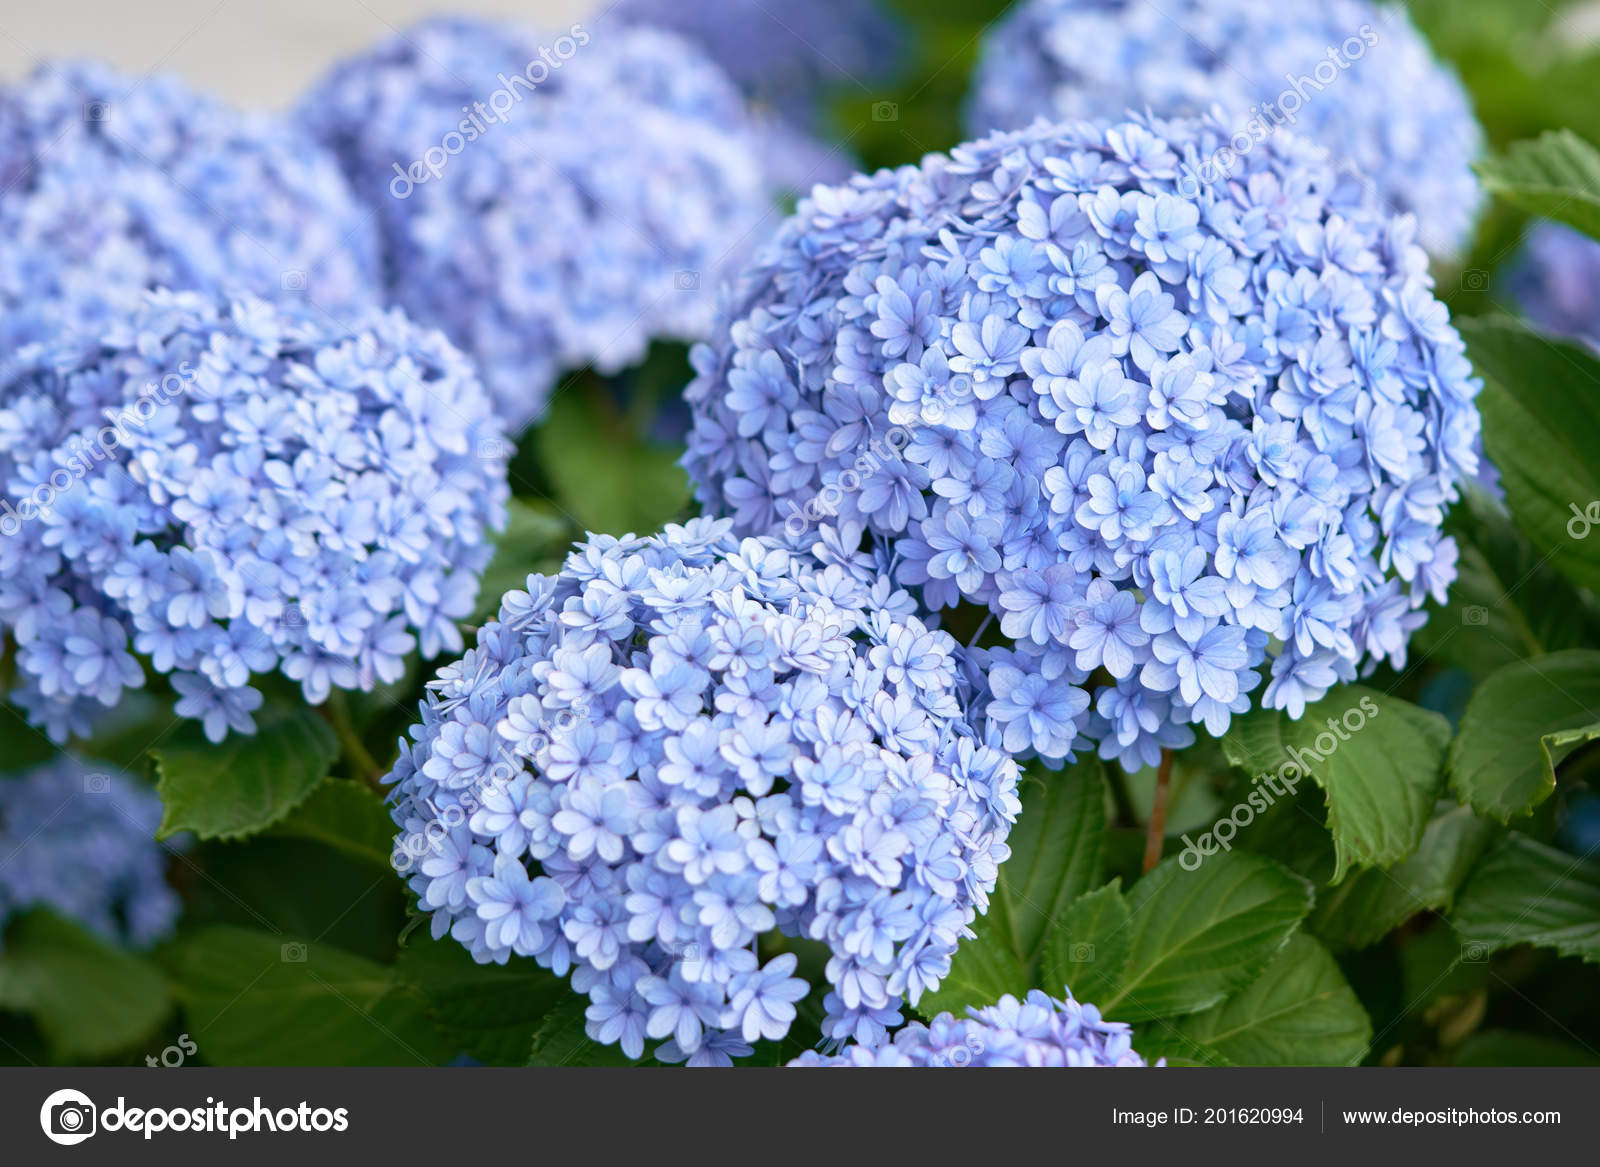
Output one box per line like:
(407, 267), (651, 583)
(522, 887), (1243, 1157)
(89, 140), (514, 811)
(1415, 491), (1600, 678)
(473, 498), (572, 621)
(1452, 832), (1600, 963)
(1454, 1030), (1600, 1067)
(1460, 316), (1600, 595)
(171, 926), (447, 1065)
(1207, 776), (1337, 887)
(534, 387), (692, 537)
(1310, 804), (1496, 950)
(0, 704), (58, 772)
(1129, 1026), (1233, 1067)
(919, 758), (1106, 1016)
(1100, 851), (1313, 1021)
(1448, 650), (1600, 821)
(915, 912), (1029, 1019)
(1165, 933), (1371, 1067)
(184, 834), (407, 965)
(398, 931), (571, 1065)
(152, 709), (338, 841)
(0, 911), (170, 1061)
(1222, 688), (1450, 881)
(526, 996), (637, 1066)
(264, 779), (397, 870)
(1041, 882), (1131, 1002)
(1543, 721), (1600, 773)
(991, 758), (1107, 964)
(1477, 130), (1600, 242)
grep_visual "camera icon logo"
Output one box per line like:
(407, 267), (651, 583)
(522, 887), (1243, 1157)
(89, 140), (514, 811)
(1070, 942), (1096, 962)
(476, 437), (510, 461)
(281, 270), (308, 293)
(83, 773), (111, 795)
(281, 941), (309, 963)
(1459, 269), (1490, 292)
(1461, 605), (1489, 626)
(871, 100), (899, 122)
(1461, 941), (1489, 963)
(82, 101), (110, 124)
(674, 270), (700, 291)
(40, 1088), (97, 1146)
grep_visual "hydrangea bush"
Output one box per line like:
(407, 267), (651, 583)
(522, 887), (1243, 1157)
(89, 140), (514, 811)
(0, 60), (379, 350)
(0, 757), (179, 949)
(1507, 221), (1600, 347)
(386, 520), (1020, 1063)
(684, 114), (1481, 770)
(789, 987), (1155, 1066)
(299, 16), (772, 429)
(0, 291), (508, 743)
(967, 0), (1483, 258)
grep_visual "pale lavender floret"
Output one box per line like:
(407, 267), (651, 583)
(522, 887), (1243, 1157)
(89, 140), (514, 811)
(682, 113), (1480, 767)
(385, 521), (1021, 1063)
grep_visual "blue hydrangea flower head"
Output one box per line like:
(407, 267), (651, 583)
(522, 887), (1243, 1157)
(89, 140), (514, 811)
(789, 986), (1156, 1066)
(0, 291), (509, 743)
(968, 0), (1483, 259)
(0, 59), (379, 349)
(1508, 221), (1600, 348)
(298, 16), (773, 429)
(683, 114), (1481, 770)
(386, 519), (1020, 1063)
(0, 757), (179, 948)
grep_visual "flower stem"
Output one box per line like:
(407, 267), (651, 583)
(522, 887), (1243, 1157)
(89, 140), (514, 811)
(1107, 762), (1138, 830)
(323, 692), (384, 791)
(1142, 748), (1174, 873)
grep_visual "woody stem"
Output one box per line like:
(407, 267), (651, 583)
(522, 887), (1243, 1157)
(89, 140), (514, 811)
(1142, 748), (1174, 874)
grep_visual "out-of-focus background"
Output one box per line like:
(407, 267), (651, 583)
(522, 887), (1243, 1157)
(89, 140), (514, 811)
(0, 2), (585, 108)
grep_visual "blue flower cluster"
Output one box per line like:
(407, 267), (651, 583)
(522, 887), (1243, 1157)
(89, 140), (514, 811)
(789, 987), (1154, 1066)
(683, 115), (1480, 770)
(1508, 221), (1600, 348)
(0, 292), (508, 743)
(299, 16), (772, 430)
(0, 60), (379, 352)
(386, 520), (1020, 1064)
(0, 757), (179, 949)
(967, 0), (1482, 259)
